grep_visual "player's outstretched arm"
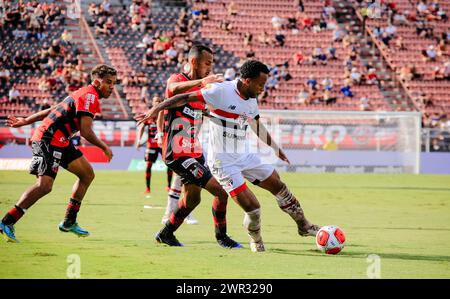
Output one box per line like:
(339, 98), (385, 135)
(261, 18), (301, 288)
(135, 123), (145, 149)
(168, 74), (224, 96)
(79, 115), (113, 162)
(156, 110), (165, 147)
(6, 106), (55, 127)
(135, 91), (199, 125)
(250, 118), (290, 164)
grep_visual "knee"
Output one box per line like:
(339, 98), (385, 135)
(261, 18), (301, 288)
(83, 171), (95, 184)
(37, 180), (53, 194)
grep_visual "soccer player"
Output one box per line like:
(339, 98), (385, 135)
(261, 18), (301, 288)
(138, 60), (320, 252)
(0, 64), (117, 243)
(136, 95), (174, 196)
(138, 44), (242, 248)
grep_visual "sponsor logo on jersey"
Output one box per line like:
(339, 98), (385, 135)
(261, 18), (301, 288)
(228, 105), (236, 110)
(183, 106), (203, 119)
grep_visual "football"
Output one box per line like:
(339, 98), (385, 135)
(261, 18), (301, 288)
(315, 225), (346, 254)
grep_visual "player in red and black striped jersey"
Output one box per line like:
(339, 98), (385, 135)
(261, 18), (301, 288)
(0, 65), (117, 243)
(137, 44), (242, 248)
(136, 95), (173, 195)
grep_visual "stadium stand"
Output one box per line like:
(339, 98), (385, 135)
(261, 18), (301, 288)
(0, 0), (448, 135)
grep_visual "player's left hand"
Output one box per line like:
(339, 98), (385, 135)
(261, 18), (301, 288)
(6, 116), (28, 128)
(278, 149), (291, 165)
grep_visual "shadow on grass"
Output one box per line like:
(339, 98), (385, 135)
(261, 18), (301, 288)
(270, 248), (450, 262)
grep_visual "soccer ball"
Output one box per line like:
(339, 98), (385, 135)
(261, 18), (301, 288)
(315, 225), (346, 254)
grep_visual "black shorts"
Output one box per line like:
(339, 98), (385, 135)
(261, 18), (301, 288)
(145, 147), (162, 163)
(29, 141), (83, 179)
(166, 155), (212, 188)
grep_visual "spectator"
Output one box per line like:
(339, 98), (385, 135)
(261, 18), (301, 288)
(350, 67), (362, 85)
(321, 77), (333, 91)
(8, 84), (21, 103)
(360, 96), (372, 111)
(39, 98), (51, 110)
(293, 51), (304, 65)
(0, 66), (11, 86)
(200, 5), (209, 20)
(243, 32), (253, 47)
(258, 31), (271, 45)
(280, 65), (292, 81)
(423, 45), (437, 62)
(300, 14), (313, 30)
(271, 15), (285, 30)
(228, 1), (238, 16)
(295, 0), (305, 12)
(224, 67), (236, 81)
(340, 80), (354, 99)
(322, 90), (337, 105)
(265, 74), (279, 93)
(366, 68), (379, 85)
(61, 29), (73, 45)
(399, 64), (414, 81)
(311, 47), (328, 65)
(297, 84), (310, 104)
(219, 19), (233, 33)
(274, 30), (286, 47)
(143, 48), (156, 67)
(12, 50), (25, 70)
(306, 76), (318, 91)
(327, 46), (338, 60)
(393, 12), (409, 25)
(430, 138), (445, 152)
(48, 39), (64, 58)
(393, 36), (406, 51)
(165, 47), (178, 64)
(332, 27), (346, 42)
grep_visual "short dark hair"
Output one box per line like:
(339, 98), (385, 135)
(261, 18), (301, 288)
(240, 60), (270, 79)
(188, 44), (213, 59)
(91, 64), (117, 79)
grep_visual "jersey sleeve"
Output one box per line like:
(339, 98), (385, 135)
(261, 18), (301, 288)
(75, 92), (100, 118)
(196, 83), (223, 107)
(165, 74), (185, 98)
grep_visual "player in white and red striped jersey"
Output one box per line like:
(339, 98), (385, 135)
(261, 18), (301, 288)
(139, 60), (320, 252)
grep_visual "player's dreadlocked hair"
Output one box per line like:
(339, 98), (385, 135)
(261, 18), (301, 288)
(240, 60), (270, 79)
(91, 64), (117, 79)
(188, 44), (213, 58)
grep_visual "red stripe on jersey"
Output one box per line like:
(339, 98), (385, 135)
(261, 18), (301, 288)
(229, 182), (248, 197)
(196, 90), (205, 103)
(65, 123), (73, 137)
(210, 108), (240, 119)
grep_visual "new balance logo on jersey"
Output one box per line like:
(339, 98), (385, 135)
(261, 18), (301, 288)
(228, 105), (236, 110)
(183, 106), (203, 119)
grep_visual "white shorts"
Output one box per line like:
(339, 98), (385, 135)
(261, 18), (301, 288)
(208, 154), (274, 197)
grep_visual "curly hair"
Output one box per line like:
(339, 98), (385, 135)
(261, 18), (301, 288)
(239, 60), (270, 79)
(91, 64), (117, 79)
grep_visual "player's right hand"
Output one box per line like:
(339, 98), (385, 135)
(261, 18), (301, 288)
(103, 146), (113, 162)
(202, 74), (225, 86)
(135, 107), (158, 126)
(6, 116), (28, 128)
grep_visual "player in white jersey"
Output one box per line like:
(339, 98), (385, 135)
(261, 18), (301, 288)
(138, 60), (320, 252)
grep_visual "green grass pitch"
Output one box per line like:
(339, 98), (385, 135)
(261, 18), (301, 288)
(0, 170), (449, 278)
